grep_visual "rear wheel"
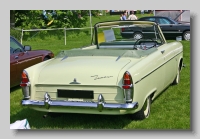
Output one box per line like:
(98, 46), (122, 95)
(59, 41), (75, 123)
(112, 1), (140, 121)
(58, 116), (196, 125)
(133, 32), (143, 40)
(183, 31), (190, 41)
(131, 95), (151, 120)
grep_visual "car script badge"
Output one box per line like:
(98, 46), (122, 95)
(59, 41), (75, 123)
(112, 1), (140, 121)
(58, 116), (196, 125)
(69, 78), (80, 84)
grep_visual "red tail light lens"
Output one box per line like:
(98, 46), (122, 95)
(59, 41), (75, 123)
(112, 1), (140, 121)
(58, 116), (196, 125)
(122, 71), (132, 89)
(21, 71), (29, 83)
(123, 72), (131, 85)
(20, 70), (29, 86)
(121, 28), (125, 32)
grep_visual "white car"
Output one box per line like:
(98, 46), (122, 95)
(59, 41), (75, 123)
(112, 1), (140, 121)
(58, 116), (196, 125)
(21, 20), (183, 120)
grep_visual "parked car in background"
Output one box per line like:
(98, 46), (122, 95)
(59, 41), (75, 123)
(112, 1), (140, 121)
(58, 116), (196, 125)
(138, 16), (190, 40)
(21, 20), (183, 120)
(10, 36), (54, 88)
(121, 16), (190, 41)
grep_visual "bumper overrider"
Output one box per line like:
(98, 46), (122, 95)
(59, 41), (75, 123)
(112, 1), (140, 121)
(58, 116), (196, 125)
(21, 92), (139, 112)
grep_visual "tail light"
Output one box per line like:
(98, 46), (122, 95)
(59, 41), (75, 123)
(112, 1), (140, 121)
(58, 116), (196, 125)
(20, 70), (31, 99)
(20, 70), (29, 86)
(122, 71), (133, 103)
(121, 28), (125, 32)
(122, 71), (132, 89)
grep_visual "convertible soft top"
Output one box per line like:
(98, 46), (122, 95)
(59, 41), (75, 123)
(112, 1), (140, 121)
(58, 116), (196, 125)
(56, 49), (157, 59)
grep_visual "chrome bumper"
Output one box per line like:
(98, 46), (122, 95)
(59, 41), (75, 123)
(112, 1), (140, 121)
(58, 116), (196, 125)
(21, 92), (138, 112)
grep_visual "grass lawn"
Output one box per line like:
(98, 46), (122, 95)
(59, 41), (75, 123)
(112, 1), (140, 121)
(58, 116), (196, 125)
(10, 13), (190, 129)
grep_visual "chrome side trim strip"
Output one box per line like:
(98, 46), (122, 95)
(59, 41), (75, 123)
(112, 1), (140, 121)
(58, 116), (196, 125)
(135, 51), (183, 84)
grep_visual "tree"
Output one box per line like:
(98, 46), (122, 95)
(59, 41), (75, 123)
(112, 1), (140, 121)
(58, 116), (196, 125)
(13, 10), (99, 29)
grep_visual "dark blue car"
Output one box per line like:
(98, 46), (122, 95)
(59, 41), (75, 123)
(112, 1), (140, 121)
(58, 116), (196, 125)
(121, 16), (190, 41)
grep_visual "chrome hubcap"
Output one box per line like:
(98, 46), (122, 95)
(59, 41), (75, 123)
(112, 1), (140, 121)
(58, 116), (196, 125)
(184, 33), (190, 41)
(134, 34), (142, 40)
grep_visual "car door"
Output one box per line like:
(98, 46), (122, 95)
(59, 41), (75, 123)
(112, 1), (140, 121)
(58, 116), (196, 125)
(10, 37), (43, 87)
(156, 17), (179, 38)
(10, 37), (27, 87)
(157, 43), (176, 88)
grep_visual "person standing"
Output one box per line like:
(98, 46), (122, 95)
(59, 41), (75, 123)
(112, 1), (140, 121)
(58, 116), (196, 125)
(128, 11), (138, 20)
(120, 14), (123, 20)
(122, 12), (127, 20)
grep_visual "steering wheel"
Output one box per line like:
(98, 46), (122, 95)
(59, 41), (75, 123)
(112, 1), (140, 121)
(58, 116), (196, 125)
(133, 38), (155, 50)
(135, 38), (155, 45)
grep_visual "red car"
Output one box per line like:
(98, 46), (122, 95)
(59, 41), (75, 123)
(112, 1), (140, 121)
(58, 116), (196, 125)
(10, 36), (54, 88)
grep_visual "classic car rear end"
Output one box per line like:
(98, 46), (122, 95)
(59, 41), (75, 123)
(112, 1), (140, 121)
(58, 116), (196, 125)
(21, 50), (140, 114)
(21, 21), (183, 120)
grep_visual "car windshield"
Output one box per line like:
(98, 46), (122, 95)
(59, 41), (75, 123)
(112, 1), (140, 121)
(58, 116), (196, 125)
(93, 21), (166, 47)
(10, 37), (24, 54)
(167, 17), (178, 24)
(56, 21), (166, 59)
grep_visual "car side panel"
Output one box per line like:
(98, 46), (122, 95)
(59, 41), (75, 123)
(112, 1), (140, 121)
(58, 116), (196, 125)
(159, 24), (183, 38)
(122, 43), (181, 111)
(23, 51), (43, 67)
(158, 43), (176, 87)
(123, 49), (166, 111)
(16, 52), (43, 85)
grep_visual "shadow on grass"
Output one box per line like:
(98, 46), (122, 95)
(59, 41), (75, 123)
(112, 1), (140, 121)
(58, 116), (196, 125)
(10, 85), (21, 93)
(10, 107), (136, 129)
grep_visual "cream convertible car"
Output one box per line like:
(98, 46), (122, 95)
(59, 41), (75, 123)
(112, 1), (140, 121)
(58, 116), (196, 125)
(21, 21), (183, 120)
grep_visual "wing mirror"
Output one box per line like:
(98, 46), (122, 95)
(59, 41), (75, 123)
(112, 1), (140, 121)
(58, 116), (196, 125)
(24, 45), (31, 51)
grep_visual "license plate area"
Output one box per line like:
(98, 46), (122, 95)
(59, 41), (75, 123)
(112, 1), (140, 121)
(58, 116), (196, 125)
(57, 89), (94, 99)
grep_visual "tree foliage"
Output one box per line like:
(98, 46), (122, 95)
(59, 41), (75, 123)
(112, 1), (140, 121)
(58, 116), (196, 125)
(13, 10), (99, 29)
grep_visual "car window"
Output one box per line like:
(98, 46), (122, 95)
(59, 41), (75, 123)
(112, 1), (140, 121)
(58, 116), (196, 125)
(158, 18), (171, 24)
(147, 18), (156, 22)
(10, 37), (24, 54)
(140, 18), (155, 22)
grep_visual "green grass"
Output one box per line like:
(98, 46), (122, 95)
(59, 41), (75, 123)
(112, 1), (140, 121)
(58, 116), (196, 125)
(10, 13), (190, 130)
